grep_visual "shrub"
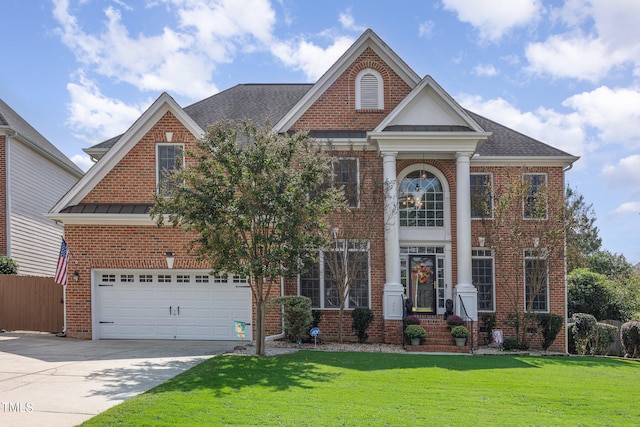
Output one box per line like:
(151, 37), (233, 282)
(0, 256), (18, 275)
(502, 337), (521, 351)
(537, 313), (563, 350)
(621, 321), (640, 358)
(446, 315), (464, 327)
(567, 323), (577, 354)
(308, 309), (323, 341)
(351, 308), (374, 343)
(405, 315), (421, 326)
(572, 313), (597, 355)
(592, 323), (617, 355)
(271, 296), (313, 343)
(404, 324), (427, 340)
(481, 312), (497, 345)
(450, 325), (469, 338)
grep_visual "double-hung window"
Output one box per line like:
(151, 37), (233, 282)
(470, 173), (492, 219)
(472, 249), (495, 311)
(300, 241), (370, 309)
(523, 173), (547, 219)
(524, 249), (549, 312)
(156, 143), (184, 195)
(333, 158), (359, 208)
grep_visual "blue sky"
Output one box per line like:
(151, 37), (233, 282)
(1, 0), (639, 263)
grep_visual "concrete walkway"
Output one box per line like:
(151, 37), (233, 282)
(0, 332), (239, 427)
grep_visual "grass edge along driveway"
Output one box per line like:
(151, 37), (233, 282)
(82, 351), (640, 426)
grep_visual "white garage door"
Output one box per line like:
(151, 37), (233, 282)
(94, 270), (252, 340)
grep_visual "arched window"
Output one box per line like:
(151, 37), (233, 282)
(355, 68), (383, 110)
(398, 170), (444, 227)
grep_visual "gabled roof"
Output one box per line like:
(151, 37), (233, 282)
(50, 92), (202, 214)
(273, 29), (421, 133)
(84, 84), (313, 159)
(0, 98), (84, 177)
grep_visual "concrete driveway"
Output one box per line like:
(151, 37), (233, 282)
(0, 332), (239, 427)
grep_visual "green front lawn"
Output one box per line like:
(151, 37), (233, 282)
(83, 351), (640, 426)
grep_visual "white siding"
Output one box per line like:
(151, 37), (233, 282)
(8, 140), (79, 276)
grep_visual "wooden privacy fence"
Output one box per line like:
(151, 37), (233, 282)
(0, 275), (64, 333)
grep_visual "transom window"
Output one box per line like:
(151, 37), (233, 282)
(399, 170), (444, 227)
(355, 68), (384, 110)
(470, 173), (493, 219)
(300, 243), (370, 309)
(157, 143), (184, 195)
(472, 249), (495, 311)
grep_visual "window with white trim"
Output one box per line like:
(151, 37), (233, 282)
(355, 68), (384, 110)
(333, 158), (359, 208)
(399, 170), (444, 227)
(300, 242), (370, 309)
(157, 143), (184, 195)
(524, 250), (549, 312)
(470, 173), (493, 219)
(472, 249), (495, 311)
(523, 173), (547, 219)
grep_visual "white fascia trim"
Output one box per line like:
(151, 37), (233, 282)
(373, 75), (485, 133)
(45, 213), (164, 226)
(371, 131), (490, 154)
(50, 93), (204, 214)
(274, 29), (420, 133)
(470, 156), (580, 167)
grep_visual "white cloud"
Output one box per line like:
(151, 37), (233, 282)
(527, 0), (640, 82)
(339, 9), (365, 32)
(525, 34), (628, 82)
(563, 86), (640, 148)
(418, 20), (435, 38)
(602, 154), (640, 188)
(608, 201), (640, 218)
(71, 153), (95, 172)
(65, 73), (148, 144)
(271, 35), (355, 82)
(473, 64), (499, 77)
(441, 0), (543, 42)
(457, 94), (586, 160)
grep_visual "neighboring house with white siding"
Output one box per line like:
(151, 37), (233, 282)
(0, 98), (84, 276)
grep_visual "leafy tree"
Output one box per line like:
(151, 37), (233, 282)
(152, 120), (343, 355)
(565, 186), (602, 272)
(481, 168), (566, 349)
(0, 256), (18, 274)
(587, 250), (633, 280)
(568, 268), (620, 320)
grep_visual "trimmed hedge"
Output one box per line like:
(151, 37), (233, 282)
(621, 321), (640, 358)
(271, 296), (313, 343)
(537, 313), (563, 350)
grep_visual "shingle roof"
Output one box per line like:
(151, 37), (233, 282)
(0, 98), (84, 176)
(467, 110), (574, 158)
(86, 84), (575, 159)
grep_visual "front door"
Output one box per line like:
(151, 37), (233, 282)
(410, 255), (436, 313)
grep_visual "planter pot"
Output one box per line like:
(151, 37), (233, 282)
(410, 338), (421, 346)
(455, 337), (467, 346)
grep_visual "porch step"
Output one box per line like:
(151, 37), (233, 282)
(406, 343), (470, 353)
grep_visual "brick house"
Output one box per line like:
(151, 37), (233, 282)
(0, 98), (83, 276)
(48, 29), (577, 352)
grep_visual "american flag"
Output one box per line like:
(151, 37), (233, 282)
(54, 238), (69, 286)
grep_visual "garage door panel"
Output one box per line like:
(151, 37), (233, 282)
(95, 270), (252, 340)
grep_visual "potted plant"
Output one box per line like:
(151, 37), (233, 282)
(451, 325), (469, 346)
(446, 315), (464, 328)
(404, 324), (427, 346)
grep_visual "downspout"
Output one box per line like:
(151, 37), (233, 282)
(562, 161), (573, 354)
(5, 131), (12, 258)
(266, 275), (286, 341)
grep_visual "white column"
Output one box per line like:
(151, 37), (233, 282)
(382, 152), (404, 320)
(454, 152), (477, 321)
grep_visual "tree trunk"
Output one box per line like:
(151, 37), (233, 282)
(255, 297), (266, 356)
